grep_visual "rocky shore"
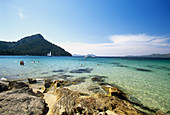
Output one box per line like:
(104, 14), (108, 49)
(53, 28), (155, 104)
(0, 77), (167, 115)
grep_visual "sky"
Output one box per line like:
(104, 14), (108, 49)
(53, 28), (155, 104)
(0, 0), (170, 56)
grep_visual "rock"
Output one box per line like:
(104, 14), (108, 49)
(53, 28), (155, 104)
(102, 85), (128, 100)
(58, 74), (74, 80)
(98, 82), (110, 86)
(71, 77), (86, 85)
(87, 85), (104, 94)
(50, 88), (143, 115)
(0, 87), (48, 115)
(8, 81), (29, 89)
(0, 82), (8, 92)
(91, 77), (105, 82)
(51, 88), (81, 115)
(155, 110), (166, 115)
(91, 75), (108, 82)
(53, 80), (70, 88)
(43, 79), (53, 93)
(135, 68), (152, 72)
(41, 72), (49, 74)
(70, 68), (93, 73)
(28, 78), (37, 84)
(8, 87), (44, 97)
(52, 69), (65, 73)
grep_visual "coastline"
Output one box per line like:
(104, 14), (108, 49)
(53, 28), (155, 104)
(0, 78), (166, 115)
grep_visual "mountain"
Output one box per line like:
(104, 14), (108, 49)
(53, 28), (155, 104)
(0, 34), (72, 56)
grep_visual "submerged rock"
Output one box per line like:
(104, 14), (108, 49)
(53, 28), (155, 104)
(70, 68), (93, 73)
(71, 77), (86, 85)
(87, 85), (104, 94)
(91, 75), (108, 82)
(52, 69), (65, 73)
(58, 74), (74, 80)
(0, 82), (8, 92)
(135, 68), (153, 72)
(0, 87), (48, 115)
(28, 78), (37, 84)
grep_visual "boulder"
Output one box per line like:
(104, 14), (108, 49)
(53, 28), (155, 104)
(0, 87), (48, 115)
(28, 78), (37, 84)
(0, 82), (8, 92)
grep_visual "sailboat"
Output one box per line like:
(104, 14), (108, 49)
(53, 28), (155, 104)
(47, 51), (51, 56)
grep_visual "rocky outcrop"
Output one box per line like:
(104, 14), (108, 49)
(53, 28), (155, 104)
(0, 81), (48, 115)
(49, 87), (143, 115)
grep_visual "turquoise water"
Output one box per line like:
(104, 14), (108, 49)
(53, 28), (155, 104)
(0, 56), (170, 112)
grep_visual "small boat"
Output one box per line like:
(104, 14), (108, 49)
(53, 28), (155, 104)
(47, 51), (52, 56)
(84, 54), (95, 59)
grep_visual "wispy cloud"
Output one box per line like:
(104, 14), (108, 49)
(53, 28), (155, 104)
(59, 34), (170, 56)
(110, 34), (170, 46)
(13, 6), (25, 19)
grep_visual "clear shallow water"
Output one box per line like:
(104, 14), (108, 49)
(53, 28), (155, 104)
(0, 56), (170, 112)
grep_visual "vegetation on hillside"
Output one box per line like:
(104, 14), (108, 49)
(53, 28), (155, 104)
(0, 34), (72, 56)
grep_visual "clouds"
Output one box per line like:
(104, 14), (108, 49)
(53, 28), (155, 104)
(13, 6), (25, 19)
(58, 34), (170, 56)
(110, 34), (170, 46)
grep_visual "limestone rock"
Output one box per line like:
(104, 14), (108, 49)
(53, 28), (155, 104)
(0, 87), (48, 115)
(50, 88), (143, 115)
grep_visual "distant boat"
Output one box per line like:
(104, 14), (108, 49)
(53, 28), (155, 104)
(47, 51), (51, 56)
(84, 54), (96, 59)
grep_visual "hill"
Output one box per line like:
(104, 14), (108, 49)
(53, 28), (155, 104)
(126, 53), (170, 58)
(141, 53), (170, 58)
(0, 34), (72, 56)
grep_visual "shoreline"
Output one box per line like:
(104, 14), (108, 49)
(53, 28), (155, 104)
(0, 78), (167, 115)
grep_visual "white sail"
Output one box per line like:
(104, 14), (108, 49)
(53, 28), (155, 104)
(47, 51), (51, 56)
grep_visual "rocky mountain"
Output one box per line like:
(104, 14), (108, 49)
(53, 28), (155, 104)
(0, 34), (72, 56)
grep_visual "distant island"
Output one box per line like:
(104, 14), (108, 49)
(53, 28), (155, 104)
(126, 53), (170, 58)
(0, 34), (72, 56)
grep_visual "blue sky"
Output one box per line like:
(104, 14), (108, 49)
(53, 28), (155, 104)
(0, 0), (170, 56)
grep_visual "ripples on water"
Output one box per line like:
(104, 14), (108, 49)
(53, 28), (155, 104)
(0, 56), (170, 112)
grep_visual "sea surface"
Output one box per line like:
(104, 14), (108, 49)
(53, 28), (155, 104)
(0, 56), (170, 113)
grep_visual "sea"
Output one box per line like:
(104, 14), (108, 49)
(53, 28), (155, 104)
(0, 56), (170, 113)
